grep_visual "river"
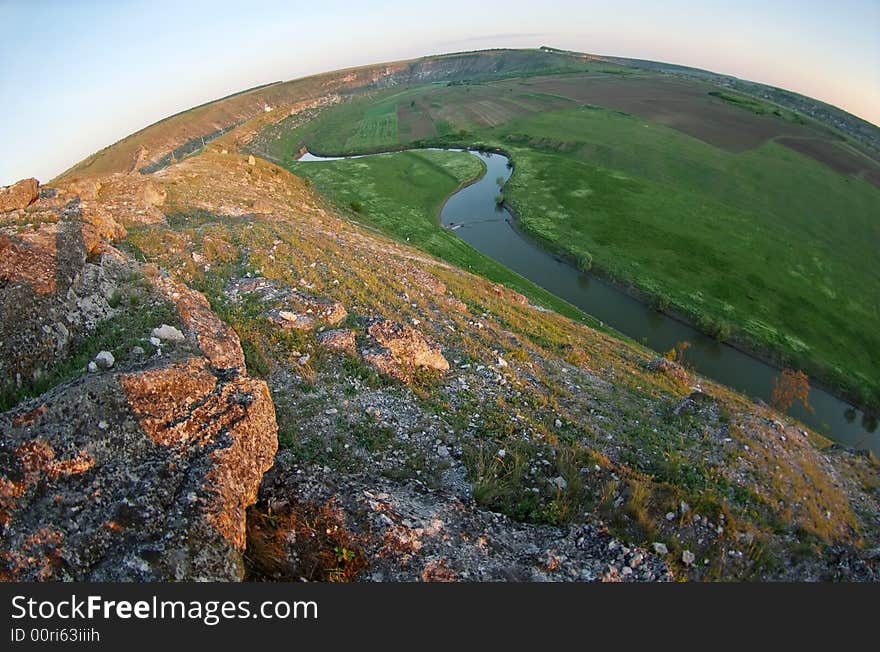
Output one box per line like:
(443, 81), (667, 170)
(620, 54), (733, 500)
(298, 149), (879, 454)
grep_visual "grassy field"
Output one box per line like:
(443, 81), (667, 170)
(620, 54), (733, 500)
(254, 74), (880, 410)
(285, 149), (607, 329)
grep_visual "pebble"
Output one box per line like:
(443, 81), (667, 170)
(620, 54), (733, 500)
(149, 337), (161, 347)
(652, 542), (669, 555)
(87, 361), (98, 373)
(682, 550), (695, 565)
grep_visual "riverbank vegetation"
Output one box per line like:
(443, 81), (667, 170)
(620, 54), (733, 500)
(253, 72), (880, 410)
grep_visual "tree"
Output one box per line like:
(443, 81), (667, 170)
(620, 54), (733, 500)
(771, 369), (814, 414)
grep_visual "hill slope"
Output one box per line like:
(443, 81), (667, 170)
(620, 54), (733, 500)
(2, 48), (878, 581)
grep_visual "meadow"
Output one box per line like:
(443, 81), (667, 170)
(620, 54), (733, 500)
(255, 72), (880, 409)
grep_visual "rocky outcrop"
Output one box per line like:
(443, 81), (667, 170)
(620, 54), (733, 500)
(149, 272), (246, 371)
(317, 328), (356, 355)
(1, 175), (278, 580)
(0, 178), (38, 211)
(360, 319), (449, 381)
(249, 455), (672, 582)
(0, 198), (125, 387)
(1, 353), (277, 580)
(267, 291), (347, 331)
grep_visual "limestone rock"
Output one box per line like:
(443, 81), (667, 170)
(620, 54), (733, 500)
(316, 328), (356, 355)
(149, 274), (245, 371)
(361, 319), (449, 381)
(152, 324), (185, 342)
(0, 178), (39, 212)
(94, 350), (114, 369)
(0, 356), (277, 580)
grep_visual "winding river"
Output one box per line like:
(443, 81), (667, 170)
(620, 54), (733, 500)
(299, 149), (879, 454)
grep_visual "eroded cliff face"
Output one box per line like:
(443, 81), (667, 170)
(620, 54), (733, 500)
(2, 87), (878, 581)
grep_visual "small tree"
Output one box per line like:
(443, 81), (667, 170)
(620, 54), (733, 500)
(664, 341), (690, 364)
(771, 369), (814, 414)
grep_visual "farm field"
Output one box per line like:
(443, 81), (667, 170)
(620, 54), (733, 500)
(254, 71), (880, 409)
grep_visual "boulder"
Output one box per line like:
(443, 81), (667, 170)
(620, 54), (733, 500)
(0, 178), (39, 212)
(362, 319), (449, 381)
(316, 328), (356, 355)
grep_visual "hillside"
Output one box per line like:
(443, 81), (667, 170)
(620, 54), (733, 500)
(2, 48), (878, 581)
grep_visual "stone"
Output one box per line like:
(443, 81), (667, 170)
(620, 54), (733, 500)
(151, 324), (185, 342)
(682, 550), (696, 566)
(87, 361), (98, 373)
(94, 350), (114, 369)
(1, 354), (277, 580)
(365, 319), (449, 375)
(131, 346), (145, 356)
(316, 328), (356, 355)
(149, 274), (245, 371)
(0, 178), (39, 212)
(666, 511), (676, 521)
(652, 542), (669, 555)
(149, 337), (161, 347)
(247, 155), (256, 166)
(554, 418), (562, 429)
(550, 476), (568, 491)
(497, 357), (508, 368)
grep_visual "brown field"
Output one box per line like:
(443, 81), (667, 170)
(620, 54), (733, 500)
(777, 137), (880, 187)
(397, 102), (436, 140)
(523, 74), (813, 152)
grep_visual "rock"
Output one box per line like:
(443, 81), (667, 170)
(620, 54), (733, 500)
(149, 274), (245, 371)
(285, 292), (347, 326)
(297, 354), (310, 366)
(665, 511), (676, 521)
(247, 155), (256, 166)
(554, 418), (562, 429)
(316, 328), (356, 355)
(497, 448), (507, 458)
(151, 324), (185, 342)
(269, 309), (315, 330)
(652, 542), (669, 555)
(647, 357), (690, 386)
(437, 445), (450, 458)
(149, 337), (161, 347)
(365, 319), (449, 376)
(94, 350), (114, 369)
(87, 361), (98, 373)
(550, 476), (568, 491)
(131, 346), (145, 357)
(682, 550), (696, 566)
(0, 178), (39, 212)
(0, 354), (277, 580)
(497, 357), (509, 368)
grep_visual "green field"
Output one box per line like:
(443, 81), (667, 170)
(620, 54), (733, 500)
(286, 149), (605, 329)
(256, 74), (880, 409)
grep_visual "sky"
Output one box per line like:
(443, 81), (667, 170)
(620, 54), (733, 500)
(1, 0), (878, 185)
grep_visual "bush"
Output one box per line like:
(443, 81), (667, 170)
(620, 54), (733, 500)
(575, 251), (593, 273)
(349, 200), (364, 213)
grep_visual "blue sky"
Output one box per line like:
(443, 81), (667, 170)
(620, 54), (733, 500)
(1, 0), (877, 184)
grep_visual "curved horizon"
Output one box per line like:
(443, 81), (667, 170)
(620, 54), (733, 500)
(1, 0), (878, 185)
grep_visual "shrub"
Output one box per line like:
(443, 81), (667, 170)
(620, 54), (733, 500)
(771, 369), (814, 414)
(575, 251), (593, 273)
(349, 200), (364, 213)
